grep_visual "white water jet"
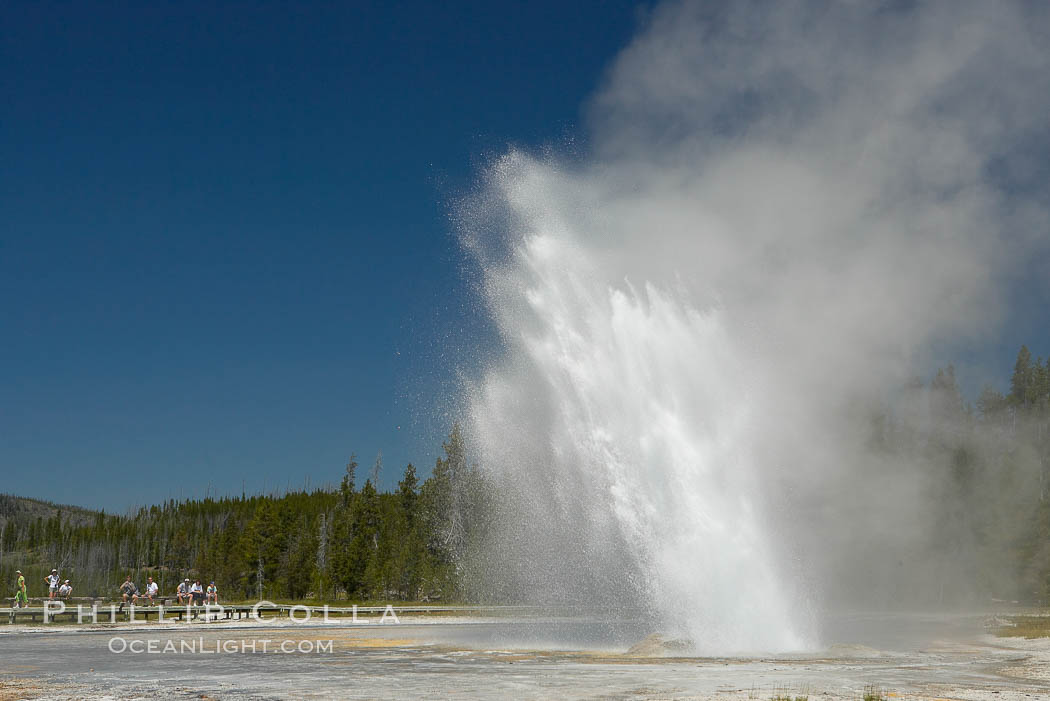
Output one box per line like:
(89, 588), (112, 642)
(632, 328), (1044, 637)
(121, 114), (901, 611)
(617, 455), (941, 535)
(472, 224), (811, 652)
(458, 1), (1050, 653)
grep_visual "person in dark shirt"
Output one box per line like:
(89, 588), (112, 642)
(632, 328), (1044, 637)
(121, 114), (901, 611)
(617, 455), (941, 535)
(177, 578), (191, 604)
(119, 576), (139, 605)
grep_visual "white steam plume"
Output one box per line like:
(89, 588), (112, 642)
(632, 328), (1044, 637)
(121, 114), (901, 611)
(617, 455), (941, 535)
(457, 0), (1050, 653)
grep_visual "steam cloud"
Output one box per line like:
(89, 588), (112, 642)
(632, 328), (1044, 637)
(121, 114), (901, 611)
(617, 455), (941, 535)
(457, 0), (1050, 653)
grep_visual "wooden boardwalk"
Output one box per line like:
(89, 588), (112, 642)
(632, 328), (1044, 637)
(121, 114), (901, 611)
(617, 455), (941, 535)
(1, 603), (543, 625)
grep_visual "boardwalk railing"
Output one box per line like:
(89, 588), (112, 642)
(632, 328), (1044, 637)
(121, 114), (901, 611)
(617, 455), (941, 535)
(2, 603), (550, 625)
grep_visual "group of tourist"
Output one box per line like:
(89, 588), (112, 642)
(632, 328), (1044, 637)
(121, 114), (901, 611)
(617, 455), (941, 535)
(10, 569), (219, 608)
(118, 575), (160, 605)
(45, 569), (73, 599)
(175, 578), (218, 605)
(119, 575), (218, 606)
(10, 568), (73, 608)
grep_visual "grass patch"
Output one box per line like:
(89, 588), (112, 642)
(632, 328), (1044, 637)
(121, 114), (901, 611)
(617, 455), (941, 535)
(862, 685), (884, 701)
(769, 685), (809, 701)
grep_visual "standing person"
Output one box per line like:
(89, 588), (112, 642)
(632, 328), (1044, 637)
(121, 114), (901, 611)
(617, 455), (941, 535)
(58, 580), (73, 599)
(14, 570), (28, 608)
(176, 578), (191, 604)
(206, 581), (218, 604)
(144, 577), (159, 605)
(44, 569), (60, 600)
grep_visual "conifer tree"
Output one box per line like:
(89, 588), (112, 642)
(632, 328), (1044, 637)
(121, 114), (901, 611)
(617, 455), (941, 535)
(1010, 345), (1034, 410)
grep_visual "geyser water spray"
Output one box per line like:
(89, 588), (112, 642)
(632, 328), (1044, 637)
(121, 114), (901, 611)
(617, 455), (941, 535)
(458, 0), (1050, 653)
(466, 205), (813, 652)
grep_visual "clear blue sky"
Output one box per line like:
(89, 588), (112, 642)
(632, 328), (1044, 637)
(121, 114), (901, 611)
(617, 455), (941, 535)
(1, 1), (648, 511)
(3, 2), (1047, 513)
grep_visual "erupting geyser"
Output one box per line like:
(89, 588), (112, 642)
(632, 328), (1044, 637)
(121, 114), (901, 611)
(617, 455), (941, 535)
(458, 0), (1050, 653)
(468, 218), (814, 652)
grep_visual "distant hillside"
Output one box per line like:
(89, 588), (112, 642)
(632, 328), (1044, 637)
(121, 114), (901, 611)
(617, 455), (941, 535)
(0, 494), (99, 530)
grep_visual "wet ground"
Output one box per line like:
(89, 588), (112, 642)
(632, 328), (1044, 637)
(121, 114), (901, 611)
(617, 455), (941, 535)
(0, 613), (1048, 700)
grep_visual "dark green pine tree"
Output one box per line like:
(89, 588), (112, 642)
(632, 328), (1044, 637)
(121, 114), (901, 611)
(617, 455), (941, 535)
(1010, 345), (1034, 410)
(419, 422), (487, 599)
(977, 385), (1007, 420)
(393, 464), (423, 599)
(398, 464), (419, 521)
(340, 455), (358, 507)
(327, 499), (355, 598)
(1032, 357), (1049, 412)
(351, 479), (381, 598)
(279, 514), (318, 599)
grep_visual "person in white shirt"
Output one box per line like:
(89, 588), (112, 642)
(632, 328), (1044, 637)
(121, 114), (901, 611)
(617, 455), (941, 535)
(190, 580), (204, 605)
(58, 580), (72, 599)
(44, 569), (60, 599)
(143, 577), (159, 605)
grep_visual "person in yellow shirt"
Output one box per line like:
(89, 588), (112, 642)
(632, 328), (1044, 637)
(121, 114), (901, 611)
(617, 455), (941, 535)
(14, 570), (28, 608)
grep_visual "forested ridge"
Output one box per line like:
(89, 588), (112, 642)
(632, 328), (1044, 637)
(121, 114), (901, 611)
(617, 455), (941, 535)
(857, 344), (1050, 604)
(3, 344), (1050, 605)
(1, 425), (491, 602)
